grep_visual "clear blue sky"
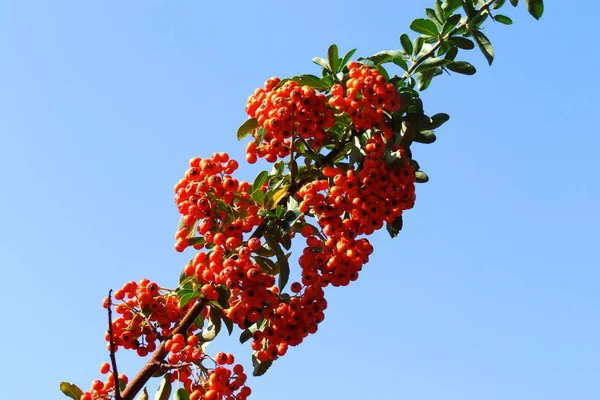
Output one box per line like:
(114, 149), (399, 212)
(1, 1), (599, 399)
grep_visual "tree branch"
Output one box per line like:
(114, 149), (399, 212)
(107, 290), (122, 400)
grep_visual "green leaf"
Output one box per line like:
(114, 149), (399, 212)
(442, 14), (462, 36)
(414, 130), (437, 144)
(510, 0), (519, 6)
(252, 357), (273, 377)
(251, 189), (265, 206)
(413, 37), (424, 56)
(386, 216), (403, 238)
(221, 314), (234, 335)
(472, 30), (494, 65)
(264, 232), (290, 290)
(154, 377), (172, 400)
(240, 328), (254, 344)
(426, 8), (443, 27)
(449, 36), (475, 49)
(312, 57), (331, 72)
(430, 113), (450, 129)
(392, 57), (409, 71)
(340, 48), (357, 69)
(252, 171), (269, 194)
(525, 0), (544, 19)
(236, 118), (258, 140)
(493, 0), (507, 9)
(494, 14), (513, 24)
(364, 50), (407, 65)
(446, 61), (477, 75)
(135, 387), (149, 400)
(174, 388), (190, 400)
(400, 34), (413, 55)
(179, 290), (196, 307)
(291, 74), (329, 90)
(60, 382), (84, 400)
(410, 18), (439, 36)
(327, 44), (339, 73)
(415, 171), (430, 183)
(443, 0), (462, 13)
(444, 46), (458, 61)
(265, 185), (289, 209)
(415, 58), (452, 73)
(434, 0), (445, 21)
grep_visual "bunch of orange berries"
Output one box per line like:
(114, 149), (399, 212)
(245, 77), (335, 163)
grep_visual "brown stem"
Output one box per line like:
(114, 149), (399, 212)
(121, 300), (206, 400)
(107, 290), (122, 400)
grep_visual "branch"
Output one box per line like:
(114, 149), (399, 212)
(107, 290), (122, 400)
(120, 299), (207, 400)
(403, 0), (499, 78)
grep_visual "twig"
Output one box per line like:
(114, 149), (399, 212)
(107, 290), (122, 400)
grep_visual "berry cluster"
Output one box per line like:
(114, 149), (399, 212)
(79, 364), (128, 400)
(103, 279), (189, 357)
(174, 153), (262, 253)
(329, 62), (401, 138)
(245, 77), (335, 163)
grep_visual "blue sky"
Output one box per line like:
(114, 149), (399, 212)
(1, 1), (599, 399)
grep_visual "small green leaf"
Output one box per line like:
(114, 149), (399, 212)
(472, 30), (494, 65)
(392, 57), (409, 71)
(174, 388), (190, 400)
(400, 34), (413, 55)
(364, 50), (406, 65)
(60, 382), (84, 400)
(442, 14), (462, 36)
(236, 118), (258, 140)
(154, 377), (172, 400)
(415, 171), (430, 183)
(386, 216), (403, 238)
(264, 232), (290, 291)
(410, 18), (439, 36)
(340, 48), (357, 69)
(221, 314), (234, 335)
(493, 0), (507, 9)
(291, 74), (330, 90)
(251, 189), (265, 206)
(430, 113), (450, 129)
(494, 14), (513, 24)
(327, 44), (339, 73)
(253, 358), (273, 377)
(444, 46), (458, 61)
(252, 171), (269, 194)
(449, 37), (475, 49)
(443, 0), (462, 13)
(135, 387), (149, 400)
(415, 58), (452, 73)
(414, 130), (437, 144)
(240, 328), (254, 344)
(312, 56), (331, 72)
(510, 0), (519, 6)
(525, 0), (544, 19)
(413, 37), (424, 56)
(446, 61), (477, 75)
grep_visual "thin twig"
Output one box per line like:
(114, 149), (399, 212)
(107, 290), (122, 400)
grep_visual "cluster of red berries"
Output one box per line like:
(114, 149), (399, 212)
(245, 77), (335, 163)
(79, 363), (128, 400)
(174, 153), (263, 253)
(296, 134), (415, 286)
(103, 279), (191, 357)
(330, 62), (401, 138)
(185, 356), (251, 400)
